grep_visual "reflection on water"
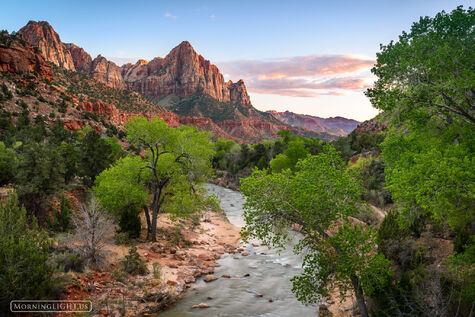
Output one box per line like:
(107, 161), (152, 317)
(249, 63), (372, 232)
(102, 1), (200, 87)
(157, 184), (318, 316)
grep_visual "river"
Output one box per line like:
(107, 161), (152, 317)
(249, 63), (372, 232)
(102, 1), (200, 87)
(158, 183), (318, 316)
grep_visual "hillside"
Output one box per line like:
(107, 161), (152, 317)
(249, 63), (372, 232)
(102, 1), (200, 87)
(17, 21), (290, 142)
(267, 110), (360, 136)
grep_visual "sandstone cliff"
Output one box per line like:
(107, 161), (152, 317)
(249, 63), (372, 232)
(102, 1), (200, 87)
(122, 41), (251, 107)
(18, 21), (75, 71)
(14, 21), (292, 142)
(64, 42), (92, 74)
(90, 55), (126, 90)
(0, 32), (53, 80)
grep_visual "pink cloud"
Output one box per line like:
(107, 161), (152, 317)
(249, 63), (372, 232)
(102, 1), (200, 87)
(219, 54), (375, 79)
(218, 54), (375, 98)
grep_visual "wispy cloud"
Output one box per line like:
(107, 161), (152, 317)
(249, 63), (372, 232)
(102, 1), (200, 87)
(218, 54), (375, 97)
(209, 14), (215, 19)
(164, 12), (177, 19)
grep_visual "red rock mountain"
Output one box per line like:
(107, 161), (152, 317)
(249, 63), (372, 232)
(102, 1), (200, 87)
(18, 21), (75, 71)
(121, 41), (251, 106)
(14, 20), (289, 142)
(267, 110), (360, 136)
(0, 32), (53, 80)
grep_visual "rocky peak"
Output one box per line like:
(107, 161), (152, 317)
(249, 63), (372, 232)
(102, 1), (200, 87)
(122, 41), (252, 107)
(227, 79), (251, 107)
(90, 55), (125, 89)
(64, 42), (92, 74)
(18, 20), (75, 70)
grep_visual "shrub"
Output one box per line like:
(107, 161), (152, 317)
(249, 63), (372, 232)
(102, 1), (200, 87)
(152, 262), (162, 279)
(0, 194), (57, 310)
(120, 246), (148, 276)
(118, 208), (141, 239)
(50, 247), (85, 273)
(48, 195), (73, 232)
(72, 197), (114, 269)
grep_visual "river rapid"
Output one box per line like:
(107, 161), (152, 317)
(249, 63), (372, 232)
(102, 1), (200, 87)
(158, 183), (318, 317)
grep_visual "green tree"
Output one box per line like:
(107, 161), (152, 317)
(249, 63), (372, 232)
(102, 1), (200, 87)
(241, 146), (392, 316)
(99, 117), (215, 241)
(367, 6), (475, 230)
(0, 194), (56, 310)
(15, 142), (65, 220)
(366, 6), (475, 128)
(78, 129), (122, 187)
(0, 142), (15, 185)
(93, 156), (150, 237)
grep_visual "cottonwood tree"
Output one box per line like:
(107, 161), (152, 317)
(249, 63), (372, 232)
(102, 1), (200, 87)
(95, 117), (215, 242)
(366, 6), (474, 128)
(241, 145), (392, 316)
(366, 6), (475, 230)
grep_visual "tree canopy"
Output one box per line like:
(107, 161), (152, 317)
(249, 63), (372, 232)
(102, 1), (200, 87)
(94, 117), (215, 241)
(241, 145), (392, 316)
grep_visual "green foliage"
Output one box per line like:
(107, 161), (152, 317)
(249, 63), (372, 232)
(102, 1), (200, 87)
(15, 142), (65, 220)
(382, 131), (474, 230)
(0, 141), (15, 185)
(120, 246), (148, 276)
(366, 6), (475, 129)
(48, 195), (73, 233)
(0, 194), (57, 309)
(94, 156), (150, 217)
(118, 209), (142, 239)
(241, 145), (391, 311)
(124, 117), (215, 241)
(78, 129), (123, 187)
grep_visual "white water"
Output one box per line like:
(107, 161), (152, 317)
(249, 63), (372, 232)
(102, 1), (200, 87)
(158, 184), (318, 316)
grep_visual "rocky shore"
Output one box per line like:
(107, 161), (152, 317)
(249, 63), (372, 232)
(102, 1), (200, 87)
(60, 210), (243, 316)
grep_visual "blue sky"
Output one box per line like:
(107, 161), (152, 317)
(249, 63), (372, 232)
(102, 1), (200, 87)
(1, 0), (471, 121)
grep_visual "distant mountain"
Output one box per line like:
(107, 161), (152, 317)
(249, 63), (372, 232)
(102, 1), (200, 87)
(267, 110), (360, 137)
(17, 20), (288, 142)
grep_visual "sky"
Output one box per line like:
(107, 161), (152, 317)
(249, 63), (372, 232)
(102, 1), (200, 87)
(0, 0), (471, 121)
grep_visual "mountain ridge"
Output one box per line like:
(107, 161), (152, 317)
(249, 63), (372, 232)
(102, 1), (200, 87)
(267, 110), (360, 136)
(15, 20), (292, 142)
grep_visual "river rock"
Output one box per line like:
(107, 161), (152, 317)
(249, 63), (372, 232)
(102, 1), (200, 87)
(203, 275), (218, 282)
(221, 274), (231, 278)
(192, 303), (209, 309)
(242, 252), (249, 256)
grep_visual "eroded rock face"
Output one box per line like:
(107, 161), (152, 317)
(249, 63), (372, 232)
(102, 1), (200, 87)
(64, 43), (92, 74)
(18, 21), (75, 71)
(122, 41), (251, 106)
(227, 80), (251, 107)
(90, 55), (126, 89)
(0, 34), (53, 80)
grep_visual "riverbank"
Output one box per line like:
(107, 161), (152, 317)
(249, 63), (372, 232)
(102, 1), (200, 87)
(60, 209), (243, 316)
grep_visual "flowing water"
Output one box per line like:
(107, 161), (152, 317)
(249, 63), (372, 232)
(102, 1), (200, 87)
(158, 184), (318, 316)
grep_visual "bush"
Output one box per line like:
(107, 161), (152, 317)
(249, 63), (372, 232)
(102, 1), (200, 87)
(72, 197), (114, 269)
(120, 246), (148, 276)
(118, 208), (141, 239)
(115, 232), (131, 245)
(152, 262), (162, 279)
(0, 194), (57, 310)
(48, 195), (73, 232)
(50, 247), (85, 273)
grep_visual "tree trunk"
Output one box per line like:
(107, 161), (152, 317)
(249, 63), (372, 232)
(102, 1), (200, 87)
(150, 209), (158, 242)
(143, 206), (152, 240)
(350, 275), (369, 317)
